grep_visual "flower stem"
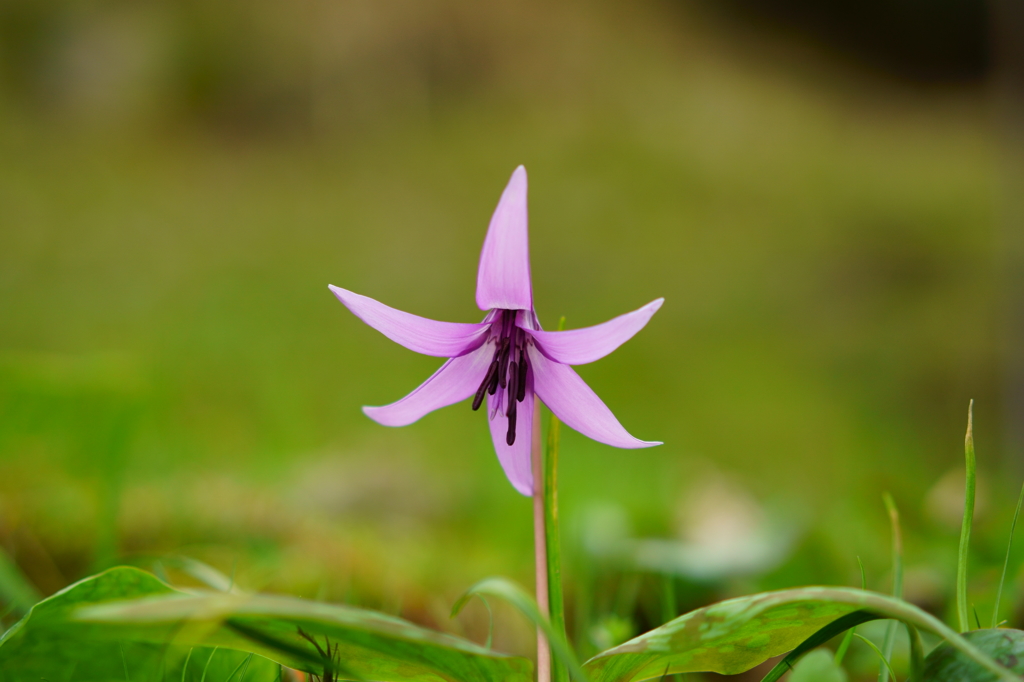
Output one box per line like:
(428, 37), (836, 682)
(533, 398), (551, 682)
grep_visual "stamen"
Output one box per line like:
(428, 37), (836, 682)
(487, 362), (500, 395)
(473, 360), (499, 411)
(498, 338), (511, 388)
(506, 401), (517, 446)
(507, 361), (518, 414)
(516, 349), (527, 402)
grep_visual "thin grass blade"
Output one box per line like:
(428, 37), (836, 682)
(992, 480), (1024, 628)
(453, 576), (587, 682)
(834, 557), (866, 666)
(878, 493), (903, 682)
(856, 634), (898, 682)
(958, 400), (977, 633)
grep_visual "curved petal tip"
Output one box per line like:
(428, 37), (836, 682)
(476, 167), (533, 311)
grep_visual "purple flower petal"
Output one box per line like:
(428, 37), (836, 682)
(529, 346), (661, 449)
(486, 386), (535, 496)
(528, 298), (664, 365)
(476, 166), (533, 312)
(330, 285), (490, 357)
(363, 344), (492, 426)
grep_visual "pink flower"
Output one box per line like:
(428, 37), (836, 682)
(330, 167), (662, 495)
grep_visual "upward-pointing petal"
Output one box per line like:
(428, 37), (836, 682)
(363, 343), (493, 426)
(529, 346), (661, 449)
(476, 166), (533, 311)
(330, 285), (490, 357)
(528, 298), (664, 365)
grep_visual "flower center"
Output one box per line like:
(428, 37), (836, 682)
(471, 309), (529, 445)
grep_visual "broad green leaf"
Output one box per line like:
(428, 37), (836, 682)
(761, 611), (878, 682)
(582, 587), (1019, 682)
(0, 566), (279, 682)
(788, 649), (847, 682)
(78, 569), (533, 682)
(923, 628), (1024, 682)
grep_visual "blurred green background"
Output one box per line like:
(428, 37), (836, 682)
(1, 0), (1021, 676)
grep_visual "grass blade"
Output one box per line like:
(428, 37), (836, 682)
(856, 634), (898, 682)
(453, 576), (587, 682)
(180, 647), (193, 682)
(199, 646), (219, 682)
(878, 493), (903, 682)
(906, 624), (924, 682)
(761, 610), (880, 682)
(957, 400), (977, 633)
(992, 480), (1024, 628)
(834, 557), (866, 665)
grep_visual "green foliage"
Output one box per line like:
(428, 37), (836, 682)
(992, 481), (1024, 629)
(923, 629), (1024, 682)
(0, 566), (532, 682)
(958, 400), (977, 634)
(452, 577), (585, 682)
(788, 649), (847, 682)
(0, 566), (279, 682)
(545, 404), (567, 682)
(879, 493), (904, 682)
(581, 587), (1018, 682)
(761, 611), (879, 682)
(833, 557), (866, 666)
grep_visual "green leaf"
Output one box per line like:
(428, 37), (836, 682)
(75, 568), (532, 682)
(788, 649), (847, 682)
(833, 556), (867, 666)
(452, 576), (586, 682)
(761, 611), (879, 682)
(583, 586), (1020, 682)
(0, 566), (279, 682)
(923, 628), (1024, 681)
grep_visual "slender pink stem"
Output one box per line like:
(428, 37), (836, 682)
(532, 399), (551, 682)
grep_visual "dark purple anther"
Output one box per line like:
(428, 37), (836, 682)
(473, 360), (499, 411)
(506, 400), (518, 445)
(507, 361), (518, 413)
(487, 364), (500, 395)
(516, 350), (527, 402)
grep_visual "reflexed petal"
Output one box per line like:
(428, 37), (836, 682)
(528, 298), (664, 365)
(363, 344), (492, 426)
(487, 386), (535, 496)
(476, 166), (533, 311)
(529, 346), (661, 449)
(331, 285), (490, 357)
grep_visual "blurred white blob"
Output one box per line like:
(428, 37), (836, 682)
(582, 474), (798, 582)
(925, 468), (988, 531)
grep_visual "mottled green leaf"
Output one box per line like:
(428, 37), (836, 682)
(788, 649), (847, 682)
(583, 587), (1018, 682)
(0, 566), (279, 682)
(924, 629), (1024, 682)
(77, 569), (533, 682)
